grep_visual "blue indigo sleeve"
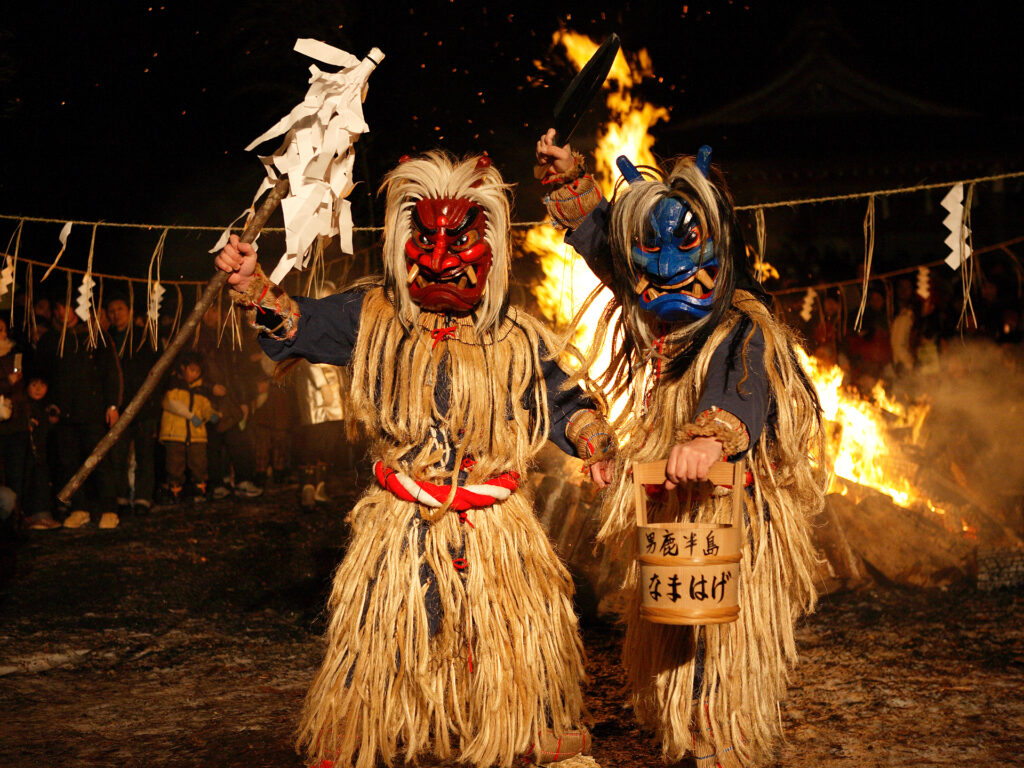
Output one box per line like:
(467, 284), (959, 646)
(539, 344), (599, 458)
(694, 323), (770, 447)
(564, 199), (614, 285)
(257, 291), (366, 367)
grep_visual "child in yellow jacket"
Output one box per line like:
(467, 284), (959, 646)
(160, 352), (218, 502)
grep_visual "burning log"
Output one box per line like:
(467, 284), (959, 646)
(827, 487), (975, 588)
(918, 465), (1024, 550)
(808, 498), (866, 594)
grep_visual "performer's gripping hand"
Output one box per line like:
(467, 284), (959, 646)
(215, 234), (258, 292)
(589, 459), (613, 489)
(664, 437), (723, 490)
(536, 128), (574, 177)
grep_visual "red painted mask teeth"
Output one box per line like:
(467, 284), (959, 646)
(405, 196), (492, 313)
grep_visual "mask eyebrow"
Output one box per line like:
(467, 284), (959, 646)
(447, 206), (480, 236)
(411, 206), (437, 236)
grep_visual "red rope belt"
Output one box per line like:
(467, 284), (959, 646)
(373, 461), (520, 512)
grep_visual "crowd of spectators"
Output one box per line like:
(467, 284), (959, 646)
(797, 261), (1023, 395)
(1, 258), (1018, 535)
(0, 290), (355, 535)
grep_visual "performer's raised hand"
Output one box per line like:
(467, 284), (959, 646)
(535, 128), (574, 178)
(664, 437), (723, 490)
(589, 459), (613, 489)
(215, 234), (259, 291)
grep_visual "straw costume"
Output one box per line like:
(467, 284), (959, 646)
(541, 144), (826, 767)
(227, 152), (613, 768)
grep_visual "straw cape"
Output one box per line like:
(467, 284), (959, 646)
(539, 142), (827, 766)
(232, 152), (613, 768)
(293, 287), (593, 767)
(598, 292), (826, 767)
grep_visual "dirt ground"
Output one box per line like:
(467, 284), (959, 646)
(1, 479), (1022, 768)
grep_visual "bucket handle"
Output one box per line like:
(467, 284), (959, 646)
(632, 458), (746, 529)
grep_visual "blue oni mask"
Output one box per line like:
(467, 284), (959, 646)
(629, 196), (718, 321)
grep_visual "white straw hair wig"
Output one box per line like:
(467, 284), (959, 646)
(379, 151), (513, 335)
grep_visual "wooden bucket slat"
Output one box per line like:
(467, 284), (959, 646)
(640, 603), (740, 625)
(633, 456), (747, 626)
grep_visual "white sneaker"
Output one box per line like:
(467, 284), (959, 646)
(314, 481), (330, 503)
(99, 512), (120, 529)
(212, 486), (232, 499)
(26, 513), (61, 530)
(62, 510), (91, 529)
(234, 480), (263, 499)
(300, 484), (316, 509)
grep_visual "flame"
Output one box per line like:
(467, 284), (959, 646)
(527, 33), (669, 420)
(527, 34), (957, 532)
(798, 349), (933, 508)
(752, 257), (779, 283)
(553, 32), (668, 194)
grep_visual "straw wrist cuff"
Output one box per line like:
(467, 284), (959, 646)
(566, 408), (616, 468)
(681, 406), (749, 456)
(544, 172), (602, 230)
(230, 264), (300, 341)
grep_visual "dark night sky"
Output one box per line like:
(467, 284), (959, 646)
(0, 0), (1019, 280)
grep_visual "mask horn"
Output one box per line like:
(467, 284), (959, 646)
(696, 145), (712, 178)
(470, 155), (492, 187)
(616, 155), (644, 185)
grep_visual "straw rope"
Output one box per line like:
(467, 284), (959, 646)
(754, 207), (766, 266)
(0, 171), (1018, 336)
(767, 235), (1024, 296)
(84, 224), (98, 347)
(1, 169), (1020, 234)
(852, 196), (876, 332)
(6, 220), (24, 327)
(0, 254), (207, 286)
(733, 169), (1024, 211)
(957, 183), (977, 330)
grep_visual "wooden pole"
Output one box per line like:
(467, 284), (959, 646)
(57, 177), (291, 505)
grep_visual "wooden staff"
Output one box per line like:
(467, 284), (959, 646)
(57, 177), (291, 505)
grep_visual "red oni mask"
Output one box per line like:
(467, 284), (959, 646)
(404, 197), (491, 313)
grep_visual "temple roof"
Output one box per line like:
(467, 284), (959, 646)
(674, 48), (971, 131)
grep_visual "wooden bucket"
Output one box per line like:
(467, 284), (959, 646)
(633, 458), (746, 625)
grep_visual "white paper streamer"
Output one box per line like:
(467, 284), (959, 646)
(0, 220), (22, 302)
(43, 221), (73, 281)
(800, 287), (817, 322)
(916, 265), (930, 300)
(74, 274), (95, 323)
(941, 183), (972, 270)
(0, 259), (13, 300)
(208, 208), (257, 255)
(148, 281), (166, 330)
(242, 39), (384, 284)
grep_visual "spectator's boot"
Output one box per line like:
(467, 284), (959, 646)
(98, 503), (120, 529)
(314, 461), (330, 503)
(300, 465), (316, 509)
(25, 512), (61, 530)
(192, 482), (208, 503)
(62, 510), (91, 528)
(233, 480), (264, 498)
